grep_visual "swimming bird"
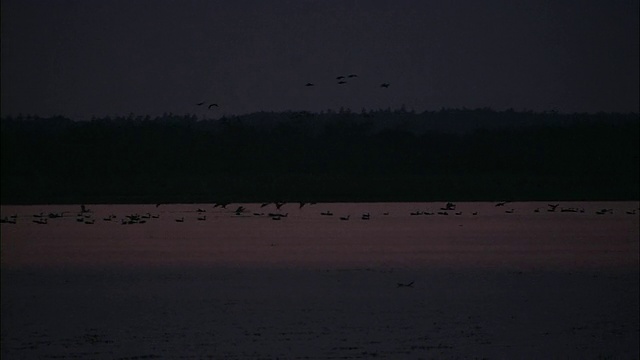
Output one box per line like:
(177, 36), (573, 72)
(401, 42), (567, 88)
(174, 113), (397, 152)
(208, 103), (219, 109)
(380, 83), (390, 88)
(397, 281), (414, 288)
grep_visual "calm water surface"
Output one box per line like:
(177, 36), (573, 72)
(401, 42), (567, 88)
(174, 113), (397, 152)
(1, 201), (638, 270)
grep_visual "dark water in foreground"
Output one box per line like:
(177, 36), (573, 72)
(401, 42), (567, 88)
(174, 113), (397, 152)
(2, 202), (639, 359)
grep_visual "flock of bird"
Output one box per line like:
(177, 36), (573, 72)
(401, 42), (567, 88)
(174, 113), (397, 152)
(1, 202), (638, 225)
(196, 73), (391, 110)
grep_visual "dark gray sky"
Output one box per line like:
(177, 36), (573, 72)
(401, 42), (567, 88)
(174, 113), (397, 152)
(2, 0), (638, 119)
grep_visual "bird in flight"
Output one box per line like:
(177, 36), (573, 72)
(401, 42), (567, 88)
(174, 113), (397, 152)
(348, 74), (358, 78)
(338, 81), (347, 85)
(305, 83), (315, 87)
(196, 102), (205, 106)
(208, 103), (219, 109)
(336, 76), (345, 80)
(380, 83), (390, 88)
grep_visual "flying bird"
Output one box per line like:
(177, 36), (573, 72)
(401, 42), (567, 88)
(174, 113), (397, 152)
(208, 103), (219, 109)
(397, 281), (414, 288)
(336, 76), (345, 80)
(380, 83), (390, 88)
(338, 81), (347, 85)
(348, 74), (358, 78)
(305, 83), (315, 87)
(196, 102), (205, 106)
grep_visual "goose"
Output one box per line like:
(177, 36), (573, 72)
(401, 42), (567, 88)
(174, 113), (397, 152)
(275, 202), (286, 210)
(305, 83), (315, 87)
(175, 217), (185, 222)
(397, 281), (414, 288)
(340, 215), (350, 221)
(380, 83), (390, 88)
(336, 76), (345, 80)
(361, 212), (370, 220)
(321, 211), (333, 216)
(197, 215), (206, 221)
(208, 103), (219, 109)
(495, 201), (507, 207)
(338, 80), (347, 85)
(347, 74), (358, 78)
(196, 102), (205, 106)
(505, 209), (515, 214)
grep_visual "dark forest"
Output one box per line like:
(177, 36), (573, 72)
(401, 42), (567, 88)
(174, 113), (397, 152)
(1, 108), (638, 204)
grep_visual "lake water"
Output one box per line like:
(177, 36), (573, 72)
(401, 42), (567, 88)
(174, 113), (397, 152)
(2, 201), (639, 358)
(2, 201), (638, 270)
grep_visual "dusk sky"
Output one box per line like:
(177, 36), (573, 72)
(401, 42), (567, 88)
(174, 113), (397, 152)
(1, 0), (638, 120)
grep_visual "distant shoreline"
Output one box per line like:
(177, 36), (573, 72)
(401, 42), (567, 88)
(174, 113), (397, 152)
(3, 110), (638, 205)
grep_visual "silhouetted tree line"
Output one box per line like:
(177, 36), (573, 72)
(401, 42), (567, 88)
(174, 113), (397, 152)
(1, 108), (638, 204)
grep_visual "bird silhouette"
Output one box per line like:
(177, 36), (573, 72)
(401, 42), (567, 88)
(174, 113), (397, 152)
(208, 103), (219, 109)
(380, 83), (390, 88)
(305, 83), (315, 87)
(336, 76), (345, 80)
(338, 81), (347, 85)
(196, 102), (205, 106)
(348, 74), (358, 78)
(397, 281), (414, 288)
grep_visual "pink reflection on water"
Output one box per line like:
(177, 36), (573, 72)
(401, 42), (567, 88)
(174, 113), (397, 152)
(1, 202), (638, 270)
